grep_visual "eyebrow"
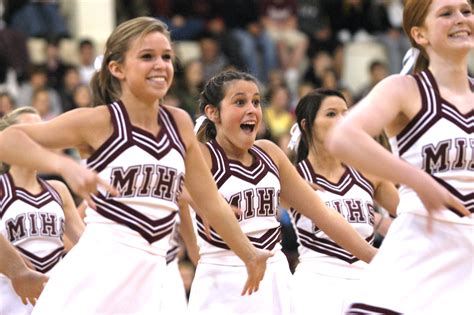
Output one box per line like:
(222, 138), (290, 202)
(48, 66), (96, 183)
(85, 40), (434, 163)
(324, 107), (347, 111)
(435, 3), (471, 13)
(231, 92), (260, 98)
(137, 48), (172, 54)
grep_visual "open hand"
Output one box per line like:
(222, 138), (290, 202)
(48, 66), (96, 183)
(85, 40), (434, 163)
(60, 159), (118, 208)
(11, 268), (48, 306)
(241, 248), (274, 296)
(414, 173), (470, 231)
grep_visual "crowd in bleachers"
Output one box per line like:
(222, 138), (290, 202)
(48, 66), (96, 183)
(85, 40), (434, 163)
(0, 0), (417, 297)
(1, 1), (410, 136)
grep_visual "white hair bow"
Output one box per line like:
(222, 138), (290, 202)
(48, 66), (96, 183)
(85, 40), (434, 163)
(193, 115), (207, 134)
(94, 55), (104, 72)
(400, 48), (420, 75)
(287, 122), (302, 151)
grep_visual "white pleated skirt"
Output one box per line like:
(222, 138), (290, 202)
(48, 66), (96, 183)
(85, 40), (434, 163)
(188, 250), (293, 315)
(344, 212), (474, 315)
(32, 227), (167, 315)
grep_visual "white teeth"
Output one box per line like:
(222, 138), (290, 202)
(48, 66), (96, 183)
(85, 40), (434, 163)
(451, 31), (470, 37)
(148, 77), (165, 82)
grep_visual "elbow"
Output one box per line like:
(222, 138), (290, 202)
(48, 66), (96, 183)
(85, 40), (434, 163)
(325, 123), (348, 157)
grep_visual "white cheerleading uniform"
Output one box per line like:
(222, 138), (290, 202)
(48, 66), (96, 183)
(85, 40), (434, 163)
(33, 101), (186, 315)
(0, 172), (65, 315)
(188, 140), (292, 315)
(290, 161), (375, 315)
(345, 69), (474, 314)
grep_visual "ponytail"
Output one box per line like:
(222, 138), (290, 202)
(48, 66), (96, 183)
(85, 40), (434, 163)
(196, 118), (217, 143)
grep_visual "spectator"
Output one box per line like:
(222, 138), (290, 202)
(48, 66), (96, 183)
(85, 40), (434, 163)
(8, 0), (69, 39)
(0, 91), (15, 117)
(261, 0), (309, 96)
(0, 25), (30, 84)
(297, 0), (345, 77)
(320, 67), (339, 90)
(58, 65), (80, 112)
(77, 39), (96, 85)
(115, 0), (150, 24)
(45, 37), (68, 90)
(369, 0), (411, 74)
(198, 33), (229, 82)
(71, 84), (92, 109)
(17, 64), (62, 115)
(150, 0), (209, 41)
(328, 0), (374, 43)
(355, 60), (389, 102)
(31, 87), (56, 120)
(171, 59), (204, 118)
(263, 83), (294, 155)
(214, 0), (278, 84)
(302, 50), (334, 88)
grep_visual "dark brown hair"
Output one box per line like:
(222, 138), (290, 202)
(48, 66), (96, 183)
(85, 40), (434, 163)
(196, 71), (260, 143)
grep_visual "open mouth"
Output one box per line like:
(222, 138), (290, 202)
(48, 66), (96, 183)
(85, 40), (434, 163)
(240, 123), (256, 132)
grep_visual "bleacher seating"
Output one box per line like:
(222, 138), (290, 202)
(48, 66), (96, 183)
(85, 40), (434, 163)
(342, 40), (388, 94)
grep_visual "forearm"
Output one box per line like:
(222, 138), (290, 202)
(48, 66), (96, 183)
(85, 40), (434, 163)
(307, 207), (376, 263)
(198, 197), (256, 263)
(65, 221), (84, 245)
(178, 202), (200, 265)
(0, 128), (68, 175)
(374, 211), (392, 237)
(185, 142), (257, 264)
(0, 236), (29, 279)
(327, 124), (424, 188)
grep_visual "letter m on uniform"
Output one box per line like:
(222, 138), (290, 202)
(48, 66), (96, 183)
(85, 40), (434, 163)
(109, 166), (141, 197)
(422, 140), (451, 173)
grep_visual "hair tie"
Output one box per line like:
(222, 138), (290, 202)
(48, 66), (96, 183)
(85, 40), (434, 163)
(400, 48), (420, 75)
(288, 123), (302, 151)
(193, 115), (207, 134)
(94, 55), (104, 72)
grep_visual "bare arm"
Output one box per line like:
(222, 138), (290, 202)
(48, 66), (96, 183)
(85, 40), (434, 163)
(326, 75), (469, 215)
(77, 200), (87, 221)
(258, 140), (377, 263)
(178, 199), (200, 266)
(0, 235), (48, 305)
(48, 180), (85, 245)
(0, 108), (117, 206)
(373, 179), (399, 217)
(373, 211), (393, 237)
(170, 107), (272, 295)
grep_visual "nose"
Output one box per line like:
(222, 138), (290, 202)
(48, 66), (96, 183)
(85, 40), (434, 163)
(153, 56), (167, 69)
(245, 101), (259, 114)
(454, 9), (469, 24)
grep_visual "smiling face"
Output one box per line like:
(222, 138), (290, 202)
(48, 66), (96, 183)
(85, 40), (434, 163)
(312, 96), (347, 145)
(414, 0), (474, 55)
(211, 79), (262, 152)
(112, 31), (174, 104)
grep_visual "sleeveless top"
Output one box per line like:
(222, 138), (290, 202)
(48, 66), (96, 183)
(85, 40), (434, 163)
(290, 161), (375, 278)
(196, 140), (282, 265)
(0, 172), (65, 273)
(85, 101), (186, 255)
(389, 69), (473, 223)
